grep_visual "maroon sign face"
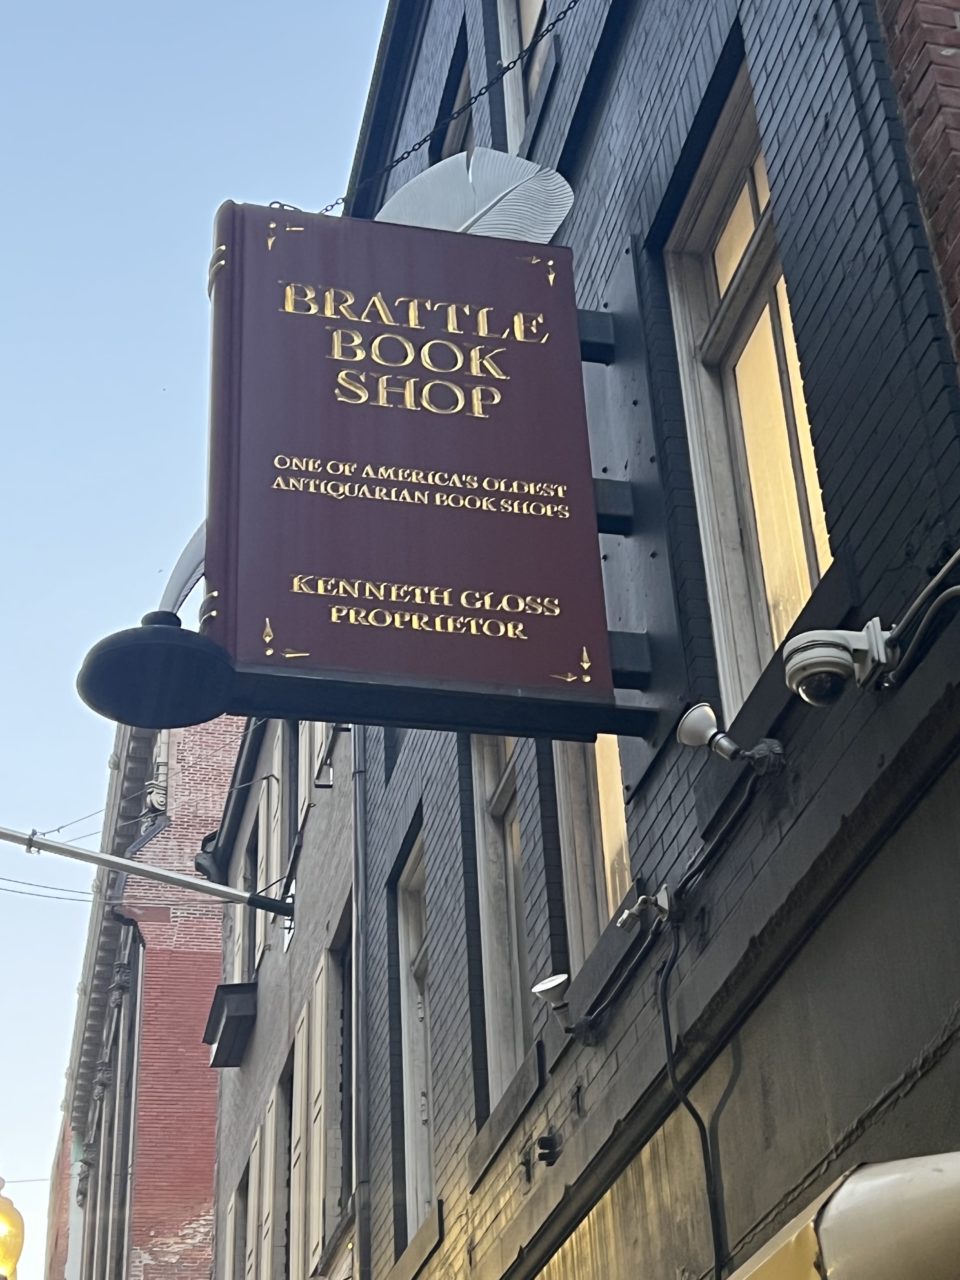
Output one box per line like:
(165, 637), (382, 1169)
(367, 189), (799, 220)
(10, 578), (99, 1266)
(204, 202), (615, 734)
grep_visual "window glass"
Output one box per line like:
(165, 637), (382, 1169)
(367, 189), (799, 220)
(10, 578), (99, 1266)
(753, 152), (771, 211)
(595, 735), (631, 913)
(472, 736), (531, 1103)
(776, 277), (832, 575)
(713, 184), (755, 296)
(733, 303), (813, 645)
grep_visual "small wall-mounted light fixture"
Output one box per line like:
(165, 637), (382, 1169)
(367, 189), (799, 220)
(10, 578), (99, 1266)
(531, 973), (570, 1013)
(531, 973), (600, 1045)
(677, 703), (785, 775)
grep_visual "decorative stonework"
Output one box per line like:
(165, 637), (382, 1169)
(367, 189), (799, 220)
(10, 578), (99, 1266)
(93, 1062), (113, 1101)
(108, 963), (132, 1008)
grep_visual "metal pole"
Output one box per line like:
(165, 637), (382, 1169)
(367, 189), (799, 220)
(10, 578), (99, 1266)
(0, 825), (292, 916)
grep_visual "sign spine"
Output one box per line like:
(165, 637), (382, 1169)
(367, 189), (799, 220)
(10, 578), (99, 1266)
(203, 201), (241, 655)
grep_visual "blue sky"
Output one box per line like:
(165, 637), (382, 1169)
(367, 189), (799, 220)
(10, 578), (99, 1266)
(0, 5), (387, 1275)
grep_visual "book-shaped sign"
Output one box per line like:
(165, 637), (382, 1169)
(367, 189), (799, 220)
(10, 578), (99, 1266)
(79, 203), (651, 738)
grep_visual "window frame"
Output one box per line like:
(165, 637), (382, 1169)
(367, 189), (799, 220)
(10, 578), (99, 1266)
(429, 21), (475, 164)
(553, 736), (631, 973)
(665, 69), (830, 719)
(397, 836), (435, 1240)
(497, 0), (547, 152)
(471, 736), (532, 1105)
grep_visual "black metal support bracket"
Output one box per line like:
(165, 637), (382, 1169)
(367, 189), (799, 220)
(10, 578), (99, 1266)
(594, 478), (636, 535)
(578, 309), (616, 364)
(610, 631), (652, 690)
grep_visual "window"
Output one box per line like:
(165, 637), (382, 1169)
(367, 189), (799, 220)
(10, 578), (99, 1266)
(289, 1009), (309, 1280)
(279, 1064), (295, 1279)
(223, 1166), (248, 1280)
(471, 736), (532, 1104)
(257, 731), (283, 962)
(554, 735), (632, 972)
(666, 70), (832, 718)
(297, 722), (334, 828)
(228, 725), (285, 978)
(335, 933), (354, 1219)
(430, 23), (474, 163)
(498, 0), (547, 151)
(286, 920), (354, 1278)
(243, 1133), (261, 1280)
(383, 725), (406, 785)
(230, 820), (258, 982)
(397, 837), (435, 1238)
(260, 1087), (283, 1280)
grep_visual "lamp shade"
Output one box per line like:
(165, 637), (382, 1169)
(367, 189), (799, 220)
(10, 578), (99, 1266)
(677, 702), (720, 749)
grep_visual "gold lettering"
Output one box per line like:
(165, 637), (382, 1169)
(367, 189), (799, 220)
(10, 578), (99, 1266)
(468, 346), (509, 379)
(468, 385), (502, 418)
(435, 302), (471, 334)
(420, 339), (464, 374)
(421, 380), (466, 415)
(322, 288), (359, 320)
(358, 291), (398, 326)
(370, 332), (415, 367)
(334, 368), (368, 404)
(394, 297), (432, 329)
(328, 328), (366, 362)
(374, 373), (419, 409)
(475, 306), (495, 337)
(513, 311), (549, 343)
(291, 575), (317, 593)
(506, 621), (529, 639)
(282, 283), (319, 315)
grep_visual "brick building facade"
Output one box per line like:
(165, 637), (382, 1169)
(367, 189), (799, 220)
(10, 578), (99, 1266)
(878, 0), (960, 357)
(46, 716), (241, 1280)
(207, 1), (960, 1278)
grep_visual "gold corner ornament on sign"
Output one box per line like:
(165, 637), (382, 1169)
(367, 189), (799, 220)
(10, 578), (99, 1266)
(520, 255), (557, 286)
(551, 647), (593, 684)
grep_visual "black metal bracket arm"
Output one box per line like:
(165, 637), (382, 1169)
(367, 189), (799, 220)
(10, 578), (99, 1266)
(594, 478), (635, 535)
(610, 631), (651, 690)
(578, 309), (616, 363)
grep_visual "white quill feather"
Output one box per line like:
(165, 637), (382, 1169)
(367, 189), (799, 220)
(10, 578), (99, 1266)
(375, 146), (573, 243)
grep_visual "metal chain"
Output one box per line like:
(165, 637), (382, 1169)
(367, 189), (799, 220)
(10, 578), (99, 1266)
(271, 0), (583, 218)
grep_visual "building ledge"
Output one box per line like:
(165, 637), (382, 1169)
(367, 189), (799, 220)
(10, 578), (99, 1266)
(466, 1042), (544, 1192)
(385, 1200), (443, 1280)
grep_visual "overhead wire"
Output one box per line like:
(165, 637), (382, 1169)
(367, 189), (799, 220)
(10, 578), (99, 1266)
(282, 0), (585, 218)
(39, 807), (105, 837)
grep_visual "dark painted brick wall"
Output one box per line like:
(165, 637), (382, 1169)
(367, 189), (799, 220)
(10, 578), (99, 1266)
(348, 0), (960, 1275)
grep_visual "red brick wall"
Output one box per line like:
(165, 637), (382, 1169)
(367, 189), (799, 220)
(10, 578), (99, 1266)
(43, 1119), (72, 1280)
(879, 0), (960, 355)
(120, 717), (243, 1280)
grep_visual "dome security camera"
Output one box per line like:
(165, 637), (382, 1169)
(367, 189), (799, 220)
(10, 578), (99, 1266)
(783, 619), (895, 707)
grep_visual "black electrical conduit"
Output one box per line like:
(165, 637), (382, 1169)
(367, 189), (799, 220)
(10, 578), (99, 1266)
(658, 922), (726, 1280)
(676, 773), (760, 903)
(352, 725), (371, 1280)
